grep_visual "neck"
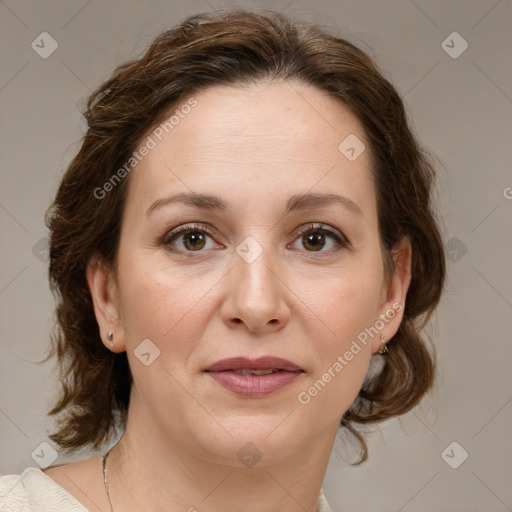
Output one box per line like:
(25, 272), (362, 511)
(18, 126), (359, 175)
(106, 396), (337, 511)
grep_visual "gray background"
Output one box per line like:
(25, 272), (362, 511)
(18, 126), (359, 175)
(1, 1), (511, 511)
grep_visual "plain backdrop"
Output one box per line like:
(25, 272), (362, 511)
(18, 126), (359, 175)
(1, 1), (511, 511)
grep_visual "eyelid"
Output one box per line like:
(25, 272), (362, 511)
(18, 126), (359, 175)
(290, 222), (350, 254)
(294, 222), (349, 243)
(161, 221), (350, 253)
(161, 222), (220, 245)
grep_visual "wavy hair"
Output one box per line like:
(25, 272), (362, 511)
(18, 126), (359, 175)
(45, 9), (445, 463)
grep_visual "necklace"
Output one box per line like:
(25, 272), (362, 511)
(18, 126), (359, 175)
(103, 448), (325, 512)
(102, 447), (115, 512)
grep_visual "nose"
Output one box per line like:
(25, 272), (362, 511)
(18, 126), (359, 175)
(221, 248), (291, 334)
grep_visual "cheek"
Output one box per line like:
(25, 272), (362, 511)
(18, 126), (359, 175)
(115, 249), (225, 373)
(115, 256), (212, 421)
(298, 268), (382, 417)
(316, 264), (383, 350)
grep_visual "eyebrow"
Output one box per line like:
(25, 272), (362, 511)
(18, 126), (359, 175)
(146, 192), (363, 216)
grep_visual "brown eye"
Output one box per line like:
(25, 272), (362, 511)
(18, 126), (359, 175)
(163, 224), (218, 253)
(290, 223), (348, 255)
(181, 231), (207, 251)
(302, 231), (327, 251)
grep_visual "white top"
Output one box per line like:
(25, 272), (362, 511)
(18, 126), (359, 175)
(0, 467), (333, 511)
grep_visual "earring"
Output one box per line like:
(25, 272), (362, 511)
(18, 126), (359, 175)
(378, 333), (389, 355)
(106, 332), (114, 349)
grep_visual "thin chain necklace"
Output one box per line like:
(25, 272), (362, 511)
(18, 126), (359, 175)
(103, 448), (324, 512)
(102, 447), (115, 512)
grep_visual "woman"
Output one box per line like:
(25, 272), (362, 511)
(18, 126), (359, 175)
(0, 9), (445, 511)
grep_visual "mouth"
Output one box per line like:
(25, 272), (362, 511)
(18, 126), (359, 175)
(204, 356), (305, 397)
(230, 368), (281, 376)
(205, 356), (303, 373)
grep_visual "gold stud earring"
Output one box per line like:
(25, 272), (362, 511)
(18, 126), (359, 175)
(378, 333), (389, 355)
(106, 332), (114, 349)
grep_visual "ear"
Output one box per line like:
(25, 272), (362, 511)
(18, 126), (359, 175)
(86, 254), (126, 353)
(372, 237), (412, 354)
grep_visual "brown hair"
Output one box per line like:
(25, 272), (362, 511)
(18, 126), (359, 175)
(45, 9), (445, 463)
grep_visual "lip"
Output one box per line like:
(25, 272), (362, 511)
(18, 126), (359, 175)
(204, 356), (304, 397)
(205, 356), (303, 373)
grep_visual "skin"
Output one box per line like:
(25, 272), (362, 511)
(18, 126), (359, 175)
(45, 80), (411, 511)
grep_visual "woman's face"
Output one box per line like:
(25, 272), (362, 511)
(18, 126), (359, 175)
(91, 81), (410, 465)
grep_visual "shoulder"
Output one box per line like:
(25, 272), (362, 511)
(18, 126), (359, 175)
(317, 487), (333, 512)
(0, 467), (88, 511)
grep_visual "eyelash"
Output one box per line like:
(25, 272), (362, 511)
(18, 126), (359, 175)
(293, 223), (349, 254)
(161, 222), (350, 256)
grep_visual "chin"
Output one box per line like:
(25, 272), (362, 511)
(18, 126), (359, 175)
(187, 415), (311, 468)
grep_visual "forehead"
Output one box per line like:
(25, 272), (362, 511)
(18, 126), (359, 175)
(126, 81), (375, 216)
